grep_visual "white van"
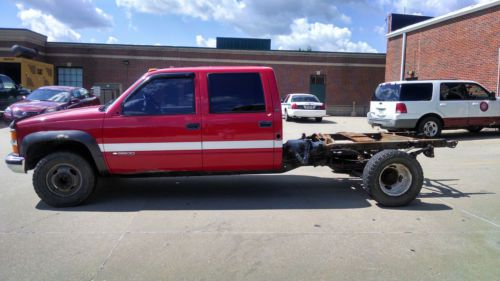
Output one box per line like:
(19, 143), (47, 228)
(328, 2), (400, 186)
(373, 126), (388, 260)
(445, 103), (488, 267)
(367, 80), (499, 137)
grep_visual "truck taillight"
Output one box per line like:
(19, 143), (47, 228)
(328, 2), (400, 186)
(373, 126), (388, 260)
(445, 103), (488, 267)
(10, 129), (19, 154)
(291, 103), (298, 109)
(319, 103), (325, 110)
(396, 103), (407, 114)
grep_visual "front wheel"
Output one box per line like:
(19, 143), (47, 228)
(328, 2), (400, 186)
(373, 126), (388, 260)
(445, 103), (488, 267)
(285, 110), (292, 121)
(33, 152), (96, 207)
(362, 150), (423, 207)
(417, 116), (442, 137)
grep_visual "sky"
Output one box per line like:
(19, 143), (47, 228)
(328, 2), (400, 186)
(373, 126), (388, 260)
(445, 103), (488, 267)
(0, 0), (496, 53)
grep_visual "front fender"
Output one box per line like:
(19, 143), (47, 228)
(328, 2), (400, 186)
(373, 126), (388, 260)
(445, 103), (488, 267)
(21, 130), (108, 175)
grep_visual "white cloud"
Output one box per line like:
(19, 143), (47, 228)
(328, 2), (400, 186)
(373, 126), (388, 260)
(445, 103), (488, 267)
(116, 0), (352, 36)
(195, 35), (216, 48)
(16, 0), (113, 29)
(106, 36), (119, 44)
(274, 18), (377, 53)
(16, 4), (81, 41)
(373, 25), (386, 35)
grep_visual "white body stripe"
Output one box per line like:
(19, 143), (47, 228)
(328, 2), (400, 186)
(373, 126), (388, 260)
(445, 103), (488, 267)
(99, 140), (283, 152)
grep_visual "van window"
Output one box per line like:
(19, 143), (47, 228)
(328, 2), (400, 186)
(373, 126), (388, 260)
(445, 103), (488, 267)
(208, 73), (265, 113)
(373, 83), (432, 101)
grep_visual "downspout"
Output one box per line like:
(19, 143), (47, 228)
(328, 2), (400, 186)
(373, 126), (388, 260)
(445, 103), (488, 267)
(400, 32), (407, 81)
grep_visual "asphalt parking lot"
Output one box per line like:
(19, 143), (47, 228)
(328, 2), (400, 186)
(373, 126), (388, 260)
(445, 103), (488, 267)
(0, 116), (499, 281)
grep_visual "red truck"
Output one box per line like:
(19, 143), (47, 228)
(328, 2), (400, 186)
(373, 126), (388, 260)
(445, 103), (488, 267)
(5, 67), (457, 207)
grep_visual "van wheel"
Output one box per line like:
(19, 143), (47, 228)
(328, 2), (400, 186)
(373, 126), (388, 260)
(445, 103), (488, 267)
(285, 110), (292, 121)
(466, 126), (483, 133)
(33, 152), (96, 207)
(417, 116), (442, 137)
(315, 117), (323, 122)
(362, 150), (423, 207)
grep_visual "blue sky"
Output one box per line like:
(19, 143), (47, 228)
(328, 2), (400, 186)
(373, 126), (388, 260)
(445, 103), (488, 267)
(0, 0), (494, 53)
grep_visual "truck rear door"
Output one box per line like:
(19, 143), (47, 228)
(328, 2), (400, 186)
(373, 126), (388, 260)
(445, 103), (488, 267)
(200, 70), (276, 172)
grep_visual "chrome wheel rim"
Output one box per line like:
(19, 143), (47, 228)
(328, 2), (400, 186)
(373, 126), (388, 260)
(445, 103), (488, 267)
(46, 163), (82, 197)
(423, 121), (438, 137)
(378, 163), (412, 196)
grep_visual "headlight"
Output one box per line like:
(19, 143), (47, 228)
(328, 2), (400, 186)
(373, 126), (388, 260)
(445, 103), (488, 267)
(45, 107), (58, 113)
(5, 107), (12, 114)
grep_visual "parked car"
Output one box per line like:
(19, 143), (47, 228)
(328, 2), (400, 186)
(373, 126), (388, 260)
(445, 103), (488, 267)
(3, 85), (100, 123)
(281, 93), (326, 122)
(0, 74), (30, 111)
(367, 80), (499, 137)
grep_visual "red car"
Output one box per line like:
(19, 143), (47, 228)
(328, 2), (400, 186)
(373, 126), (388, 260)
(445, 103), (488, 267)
(3, 85), (99, 123)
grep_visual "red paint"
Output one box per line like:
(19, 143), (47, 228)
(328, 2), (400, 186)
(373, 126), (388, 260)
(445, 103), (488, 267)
(15, 66), (284, 174)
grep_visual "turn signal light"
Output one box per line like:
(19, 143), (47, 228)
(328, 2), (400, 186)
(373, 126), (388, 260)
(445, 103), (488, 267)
(10, 129), (19, 154)
(291, 103), (298, 109)
(396, 103), (407, 114)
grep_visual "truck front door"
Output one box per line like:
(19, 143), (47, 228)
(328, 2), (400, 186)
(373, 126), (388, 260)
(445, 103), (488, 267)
(101, 73), (202, 174)
(465, 83), (500, 127)
(201, 71), (276, 172)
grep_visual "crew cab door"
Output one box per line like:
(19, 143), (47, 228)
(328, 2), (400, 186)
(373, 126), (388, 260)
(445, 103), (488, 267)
(101, 73), (202, 174)
(201, 71), (276, 172)
(465, 83), (500, 127)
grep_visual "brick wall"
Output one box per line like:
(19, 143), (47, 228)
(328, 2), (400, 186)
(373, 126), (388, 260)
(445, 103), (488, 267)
(0, 29), (386, 115)
(386, 5), (500, 92)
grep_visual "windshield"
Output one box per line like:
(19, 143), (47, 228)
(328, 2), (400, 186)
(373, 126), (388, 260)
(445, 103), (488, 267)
(291, 95), (320, 102)
(27, 89), (71, 103)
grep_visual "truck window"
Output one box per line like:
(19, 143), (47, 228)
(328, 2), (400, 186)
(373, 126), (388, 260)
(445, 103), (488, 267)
(440, 83), (467, 100)
(208, 73), (265, 113)
(122, 77), (195, 116)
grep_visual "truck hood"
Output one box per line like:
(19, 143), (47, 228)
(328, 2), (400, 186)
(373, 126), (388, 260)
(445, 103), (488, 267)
(17, 105), (104, 126)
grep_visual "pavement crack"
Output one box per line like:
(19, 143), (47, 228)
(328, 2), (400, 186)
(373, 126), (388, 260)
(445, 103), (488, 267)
(436, 198), (500, 229)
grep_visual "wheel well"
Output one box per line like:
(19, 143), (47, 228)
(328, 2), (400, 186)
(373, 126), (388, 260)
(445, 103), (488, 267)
(416, 113), (443, 129)
(25, 141), (97, 171)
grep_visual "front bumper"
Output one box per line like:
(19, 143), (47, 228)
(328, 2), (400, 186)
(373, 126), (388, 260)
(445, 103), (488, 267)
(5, 153), (26, 173)
(288, 109), (326, 118)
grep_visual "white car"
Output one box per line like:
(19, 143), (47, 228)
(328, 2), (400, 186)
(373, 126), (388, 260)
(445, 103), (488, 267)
(281, 93), (326, 122)
(367, 80), (499, 137)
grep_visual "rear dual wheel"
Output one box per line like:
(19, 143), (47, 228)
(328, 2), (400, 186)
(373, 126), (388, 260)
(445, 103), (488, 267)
(362, 150), (423, 207)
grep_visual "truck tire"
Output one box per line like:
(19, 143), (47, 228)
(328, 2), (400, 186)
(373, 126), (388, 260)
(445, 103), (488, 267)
(417, 116), (442, 137)
(33, 152), (96, 207)
(362, 150), (423, 207)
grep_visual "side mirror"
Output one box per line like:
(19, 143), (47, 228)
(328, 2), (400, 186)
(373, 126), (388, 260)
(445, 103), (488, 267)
(490, 91), (497, 100)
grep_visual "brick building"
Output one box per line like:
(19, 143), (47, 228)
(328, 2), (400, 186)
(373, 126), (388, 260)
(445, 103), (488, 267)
(385, 1), (500, 93)
(0, 28), (386, 116)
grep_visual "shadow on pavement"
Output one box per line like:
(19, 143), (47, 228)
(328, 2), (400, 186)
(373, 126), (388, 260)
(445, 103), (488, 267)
(34, 174), (480, 212)
(287, 119), (336, 124)
(37, 175), (369, 212)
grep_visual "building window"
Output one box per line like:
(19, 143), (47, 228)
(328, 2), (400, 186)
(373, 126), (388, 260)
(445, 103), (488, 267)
(57, 67), (83, 87)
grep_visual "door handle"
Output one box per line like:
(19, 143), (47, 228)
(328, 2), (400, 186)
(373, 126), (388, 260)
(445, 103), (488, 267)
(471, 102), (479, 105)
(258, 121), (272, 128)
(186, 123), (200, 130)
(439, 103), (447, 107)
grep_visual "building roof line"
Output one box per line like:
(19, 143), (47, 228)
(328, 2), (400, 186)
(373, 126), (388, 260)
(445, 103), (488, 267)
(386, 0), (500, 38)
